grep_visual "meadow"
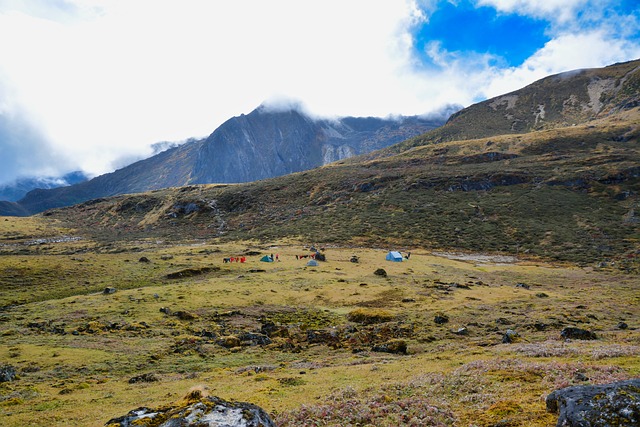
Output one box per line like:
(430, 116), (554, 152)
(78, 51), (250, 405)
(0, 216), (638, 426)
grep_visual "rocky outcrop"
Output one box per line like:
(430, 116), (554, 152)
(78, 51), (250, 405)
(546, 379), (640, 426)
(105, 391), (276, 427)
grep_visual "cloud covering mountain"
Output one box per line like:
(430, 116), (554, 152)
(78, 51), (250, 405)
(0, 0), (638, 185)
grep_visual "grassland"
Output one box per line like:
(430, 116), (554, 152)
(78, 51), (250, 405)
(0, 217), (638, 426)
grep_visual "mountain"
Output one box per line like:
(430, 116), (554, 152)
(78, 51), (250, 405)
(0, 171), (88, 202)
(3, 108), (447, 216)
(38, 60), (639, 270)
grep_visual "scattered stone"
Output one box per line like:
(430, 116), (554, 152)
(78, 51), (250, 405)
(560, 327), (597, 340)
(105, 391), (276, 427)
(401, 298), (416, 303)
(546, 379), (640, 427)
(159, 307), (171, 315)
(502, 329), (518, 344)
(0, 365), (17, 382)
(173, 310), (198, 321)
(434, 315), (449, 325)
(103, 287), (117, 295)
(617, 321), (629, 330)
(138, 256), (150, 263)
(160, 254), (174, 260)
(217, 335), (242, 349)
(248, 269), (266, 273)
(128, 373), (159, 384)
(533, 322), (547, 331)
(238, 332), (272, 346)
(515, 283), (530, 289)
(535, 292), (549, 298)
(495, 317), (513, 325)
(374, 268), (387, 277)
(372, 339), (407, 354)
(453, 327), (468, 336)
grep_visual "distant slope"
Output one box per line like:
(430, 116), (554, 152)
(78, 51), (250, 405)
(4, 108), (445, 216)
(378, 59), (640, 155)
(0, 171), (88, 202)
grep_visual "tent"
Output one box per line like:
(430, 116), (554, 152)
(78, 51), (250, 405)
(385, 251), (403, 262)
(306, 259), (319, 267)
(260, 255), (274, 262)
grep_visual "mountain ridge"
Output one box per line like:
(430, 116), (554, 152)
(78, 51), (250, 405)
(3, 108), (446, 216)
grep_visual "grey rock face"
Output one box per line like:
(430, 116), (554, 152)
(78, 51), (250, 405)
(105, 394), (276, 427)
(546, 379), (640, 426)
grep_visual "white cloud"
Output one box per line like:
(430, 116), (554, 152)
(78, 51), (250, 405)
(0, 0), (638, 184)
(476, 0), (590, 23)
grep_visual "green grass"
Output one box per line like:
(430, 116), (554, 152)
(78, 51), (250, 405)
(0, 235), (637, 426)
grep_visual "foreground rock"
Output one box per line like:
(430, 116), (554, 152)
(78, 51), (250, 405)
(105, 390), (275, 427)
(546, 379), (640, 426)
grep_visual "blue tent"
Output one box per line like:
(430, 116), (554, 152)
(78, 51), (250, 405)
(385, 251), (403, 262)
(260, 255), (274, 262)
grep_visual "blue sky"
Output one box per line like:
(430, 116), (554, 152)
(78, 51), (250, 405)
(0, 0), (639, 184)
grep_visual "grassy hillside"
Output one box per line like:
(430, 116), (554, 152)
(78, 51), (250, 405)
(38, 107), (640, 271)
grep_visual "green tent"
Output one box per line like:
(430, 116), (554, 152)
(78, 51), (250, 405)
(260, 255), (274, 262)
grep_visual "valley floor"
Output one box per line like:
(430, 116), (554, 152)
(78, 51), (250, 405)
(0, 223), (638, 426)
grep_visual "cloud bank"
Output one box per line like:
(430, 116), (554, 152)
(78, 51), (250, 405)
(0, 0), (638, 184)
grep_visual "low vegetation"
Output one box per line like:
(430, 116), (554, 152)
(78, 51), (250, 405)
(0, 220), (637, 426)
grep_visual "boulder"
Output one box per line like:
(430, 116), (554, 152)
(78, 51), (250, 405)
(502, 329), (518, 344)
(434, 315), (449, 324)
(546, 379), (640, 426)
(0, 364), (17, 382)
(560, 327), (597, 340)
(372, 339), (407, 354)
(105, 391), (276, 426)
(374, 268), (387, 277)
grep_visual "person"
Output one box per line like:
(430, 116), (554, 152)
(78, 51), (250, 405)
(270, 253), (274, 261)
(276, 254), (279, 261)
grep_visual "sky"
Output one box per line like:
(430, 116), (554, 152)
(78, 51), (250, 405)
(0, 0), (639, 185)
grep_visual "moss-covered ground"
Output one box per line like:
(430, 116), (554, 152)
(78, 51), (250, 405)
(0, 217), (637, 426)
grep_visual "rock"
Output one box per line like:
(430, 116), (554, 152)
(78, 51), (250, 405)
(374, 268), (387, 277)
(560, 327), (597, 340)
(372, 339), (407, 354)
(138, 256), (150, 263)
(105, 391), (276, 426)
(0, 365), (17, 382)
(515, 283), (530, 289)
(453, 327), (468, 336)
(103, 287), (117, 295)
(617, 321), (629, 330)
(173, 311), (199, 321)
(128, 373), (159, 384)
(502, 329), (518, 344)
(536, 292), (549, 298)
(217, 336), (242, 349)
(238, 332), (272, 346)
(546, 378), (640, 426)
(434, 315), (449, 325)
(160, 254), (174, 260)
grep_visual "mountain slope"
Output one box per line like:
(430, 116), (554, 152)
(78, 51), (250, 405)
(5, 108), (444, 216)
(38, 61), (639, 270)
(379, 59), (640, 155)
